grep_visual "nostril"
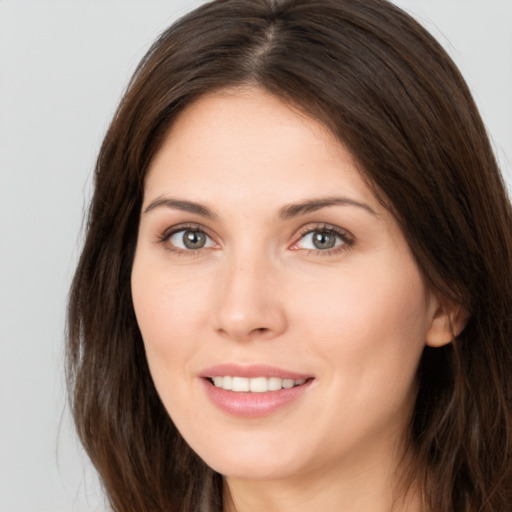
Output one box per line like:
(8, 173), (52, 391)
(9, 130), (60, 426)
(249, 327), (272, 338)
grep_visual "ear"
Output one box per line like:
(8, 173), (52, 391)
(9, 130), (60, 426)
(425, 299), (469, 348)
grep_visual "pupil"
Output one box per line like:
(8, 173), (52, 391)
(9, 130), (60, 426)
(313, 231), (335, 249)
(183, 231), (205, 249)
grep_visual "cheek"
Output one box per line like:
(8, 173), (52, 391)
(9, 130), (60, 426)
(131, 254), (213, 378)
(292, 255), (430, 389)
(284, 261), (430, 458)
(131, 259), (216, 426)
(330, 273), (428, 344)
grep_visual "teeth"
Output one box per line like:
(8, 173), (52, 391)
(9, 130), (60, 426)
(223, 375), (232, 390)
(282, 379), (294, 389)
(211, 376), (307, 392)
(249, 377), (267, 393)
(268, 377), (282, 391)
(232, 376), (249, 392)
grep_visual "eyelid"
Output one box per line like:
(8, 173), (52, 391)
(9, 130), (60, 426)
(290, 223), (355, 252)
(157, 222), (207, 240)
(154, 221), (354, 256)
(155, 222), (220, 253)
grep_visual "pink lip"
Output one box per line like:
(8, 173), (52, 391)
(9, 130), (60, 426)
(199, 364), (314, 418)
(200, 363), (311, 380)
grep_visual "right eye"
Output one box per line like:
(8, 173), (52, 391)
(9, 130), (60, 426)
(167, 228), (216, 250)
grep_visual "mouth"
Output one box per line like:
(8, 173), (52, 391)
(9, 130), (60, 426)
(208, 376), (310, 393)
(200, 366), (314, 417)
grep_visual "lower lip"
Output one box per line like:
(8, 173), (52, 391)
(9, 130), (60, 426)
(202, 378), (313, 418)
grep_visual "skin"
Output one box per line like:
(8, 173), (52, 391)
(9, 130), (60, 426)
(131, 87), (456, 512)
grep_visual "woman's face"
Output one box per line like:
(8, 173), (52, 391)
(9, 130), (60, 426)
(131, 88), (440, 484)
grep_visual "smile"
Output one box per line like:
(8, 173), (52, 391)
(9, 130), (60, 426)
(200, 365), (314, 416)
(211, 376), (307, 393)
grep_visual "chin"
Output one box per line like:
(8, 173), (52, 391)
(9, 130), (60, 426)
(208, 456), (302, 482)
(186, 428), (311, 481)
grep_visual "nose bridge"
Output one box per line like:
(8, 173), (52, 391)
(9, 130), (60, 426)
(212, 245), (286, 341)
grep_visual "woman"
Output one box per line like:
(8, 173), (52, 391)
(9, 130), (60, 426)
(66, 0), (512, 511)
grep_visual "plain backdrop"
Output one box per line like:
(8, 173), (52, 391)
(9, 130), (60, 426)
(0, 1), (511, 511)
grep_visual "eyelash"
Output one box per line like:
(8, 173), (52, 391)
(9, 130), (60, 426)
(155, 222), (354, 257)
(293, 223), (354, 256)
(155, 223), (214, 257)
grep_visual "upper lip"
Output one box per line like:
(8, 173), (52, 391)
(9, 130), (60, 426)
(199, 363), (313, 380)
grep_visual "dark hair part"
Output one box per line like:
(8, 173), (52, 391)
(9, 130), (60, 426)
(67, 1), (512, 510)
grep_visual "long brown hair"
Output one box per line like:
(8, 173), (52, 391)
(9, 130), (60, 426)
(67, 1), (512, 510)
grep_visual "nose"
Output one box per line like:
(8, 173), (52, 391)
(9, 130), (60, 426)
(211, 253), (287, 342)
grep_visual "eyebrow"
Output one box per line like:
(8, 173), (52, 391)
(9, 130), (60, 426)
(142, 195), (377, 219)
(278, 196), (377, 219)
(143, 197), (218, 219)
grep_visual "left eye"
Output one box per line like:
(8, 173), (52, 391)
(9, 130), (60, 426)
(295, 229), (346, 250)
(168, 229), (216, 250)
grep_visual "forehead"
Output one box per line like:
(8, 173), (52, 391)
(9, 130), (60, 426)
(144, 87), (380, 213)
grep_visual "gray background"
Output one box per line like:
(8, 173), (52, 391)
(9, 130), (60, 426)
(0, 1), (511, 511)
